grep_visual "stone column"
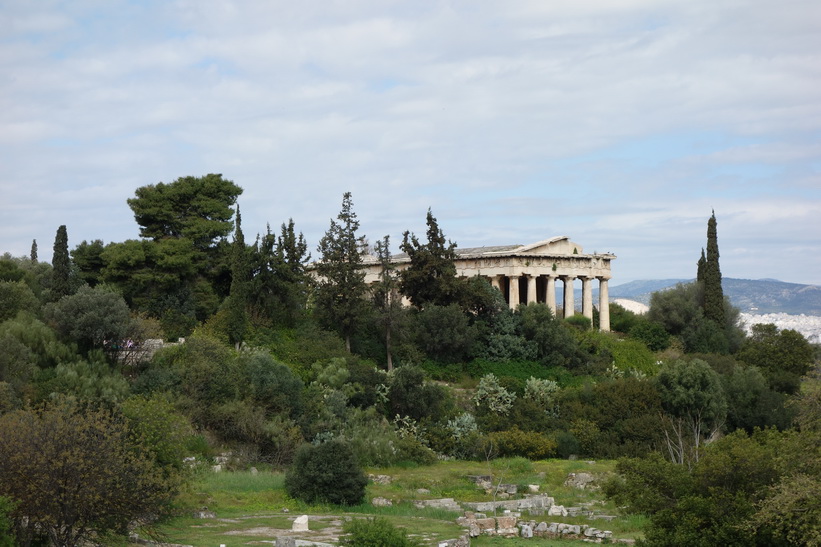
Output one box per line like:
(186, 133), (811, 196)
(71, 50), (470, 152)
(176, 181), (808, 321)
(508, 275), (520, 310)
(527, 275), (537, 305)
(490, 275), (502, 292)
(563, 276), (575, 318)
(599, 278), (610, 332)
(582, 276), (594, 322)
(546, 275), (557, 314)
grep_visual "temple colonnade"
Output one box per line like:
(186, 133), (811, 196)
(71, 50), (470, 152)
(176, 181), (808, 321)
(362, 236), (616, 332)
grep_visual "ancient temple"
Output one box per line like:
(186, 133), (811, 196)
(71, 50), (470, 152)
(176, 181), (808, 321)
(362, 236), (615, 331)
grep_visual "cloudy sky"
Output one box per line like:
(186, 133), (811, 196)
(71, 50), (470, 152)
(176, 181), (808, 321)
(2, 0), (819, 285)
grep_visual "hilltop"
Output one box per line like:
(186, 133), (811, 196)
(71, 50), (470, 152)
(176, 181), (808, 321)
(607, 278), (821, 316)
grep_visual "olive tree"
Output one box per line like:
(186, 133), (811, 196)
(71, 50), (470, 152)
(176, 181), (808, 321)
(0, 402), (177, 547)
(656, 358), (727, 468)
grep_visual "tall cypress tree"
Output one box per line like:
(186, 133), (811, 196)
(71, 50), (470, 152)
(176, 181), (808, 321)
(227, 206), (249, 349)
(51, 225), (71, 299)
(696, 248), (706, 282)
(30, 239), (38, 263)
(703, 211), (724, 325)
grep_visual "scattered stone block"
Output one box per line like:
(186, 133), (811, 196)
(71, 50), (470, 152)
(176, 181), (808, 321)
(548, 504), (567, 516)
(564, 472), (597, 490)
(520, 523), (533, 538)
(372, 497), (392, 507)
(292, 514), (309, 532)
(368, 474), (392, 485)
(496, 516), (518, 536)
(192, 508), (215, 519)
(475, 518), (497, 534)
(250, 467), (258, 475)
(528, 484), (540, 493)
(416, 488), (431, 494)
(276, 538), (296, 547)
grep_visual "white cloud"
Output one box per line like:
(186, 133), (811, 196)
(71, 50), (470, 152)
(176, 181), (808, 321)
(1, 0), (819, 284)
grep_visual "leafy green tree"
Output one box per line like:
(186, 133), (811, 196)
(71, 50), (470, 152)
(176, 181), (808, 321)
(399, 209), (462, 308)
(628, 319), (670, 351)
(284, 440), (368, 505)
(0, 328), (38, 402)
(722, 364), (791, 432)
(0, 280), (39, 322)
(249, 218), (312, 327)
(0, 496), (14, 547)
(0, 311), (76, 369)
(386, 365), (451, 422)
(0, 259), (26, 283)
(29, 240), (37, 263)
(648, 282), (741, 354)
(605, 429), (790, 547)
(648, 282), (704, 339)
(71, 239), (106, 287)
(703, 211), (725, 325)
(0, 402), (178, 547)
(736, 323), (814, 395)
(43, 285), (133, 355)
(241, 350), (304, 418)
(121, 394), (194, 481)
(609, 302), (641, 333)
(101, 238), (207, 336)
(314, 192), (369, 352)
(51, 224), (72, 300)
(656, 358), (727, 467)
(518, 303), (584, 368)
(127, 173), (242, 251)
(410, 304), (475, 364)
(36, 355), (130, 405)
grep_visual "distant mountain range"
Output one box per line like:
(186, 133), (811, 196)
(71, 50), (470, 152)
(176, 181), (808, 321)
(606, 278), (821, 316)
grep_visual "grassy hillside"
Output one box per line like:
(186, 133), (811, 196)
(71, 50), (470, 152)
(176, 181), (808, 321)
(147, 459), (645, 546)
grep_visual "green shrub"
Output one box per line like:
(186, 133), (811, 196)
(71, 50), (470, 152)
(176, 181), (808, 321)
(0, 496), (14, 547)
(339, 517), (422, 547)
(284, 440), (367, 506)
(485, 427), (557, 460)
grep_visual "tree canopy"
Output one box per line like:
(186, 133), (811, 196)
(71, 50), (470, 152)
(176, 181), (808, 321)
(314, 192), (368, 352)
(127, 174), (242, 250)
(399, 209), (461, 308)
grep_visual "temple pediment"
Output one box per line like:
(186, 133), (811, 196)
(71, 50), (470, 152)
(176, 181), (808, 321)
(514, 236), (580, 256)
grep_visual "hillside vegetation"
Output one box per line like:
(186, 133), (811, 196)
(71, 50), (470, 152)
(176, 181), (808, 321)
(0, 179), (818, 546)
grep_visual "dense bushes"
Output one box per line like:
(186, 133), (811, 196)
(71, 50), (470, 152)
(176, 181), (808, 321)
(486, 427), (557, 460)
(340, 517), (422, 547)
(284, 440), (368, 505)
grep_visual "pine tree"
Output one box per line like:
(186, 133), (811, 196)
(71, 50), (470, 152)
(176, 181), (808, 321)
(226, 206), (249, 349)
(315, 192), (368, 352)
(30, 239), (38, 263)
(399, 209), (460, 308)
(703, 211), (725, 325)
(51, 225), (71, 299)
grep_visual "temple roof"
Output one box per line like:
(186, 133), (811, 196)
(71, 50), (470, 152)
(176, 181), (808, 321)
(374, 236), (614, 263)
